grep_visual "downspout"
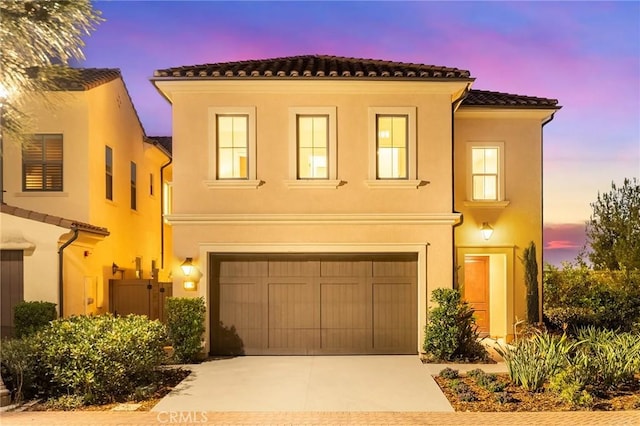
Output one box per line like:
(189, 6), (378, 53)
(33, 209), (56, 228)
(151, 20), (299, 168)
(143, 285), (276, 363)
(451, 86), (471, 289)
(540, 111), (556, 322)
(160, 156), (172, 269)
(58, 226), (79, 317)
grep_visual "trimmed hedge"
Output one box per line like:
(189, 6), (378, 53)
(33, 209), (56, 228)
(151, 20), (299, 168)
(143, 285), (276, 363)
(1, 314), (167, 405)
(166, 297), (206, 363)
(543, 264), (640, 332)
(14, 301), (57, 338)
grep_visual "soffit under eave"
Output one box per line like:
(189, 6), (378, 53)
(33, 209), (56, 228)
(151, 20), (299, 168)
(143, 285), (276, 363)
(151, 78), (474, 100)
(455, 107), (559, 122)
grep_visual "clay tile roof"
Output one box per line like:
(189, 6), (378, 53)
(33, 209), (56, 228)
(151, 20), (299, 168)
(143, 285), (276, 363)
(463, 89), (560, 109)
(153, 55), (472, 81)
(44, 68), (122, 91)
(1, 204), (110, 236)
(147, 136), (172, 155)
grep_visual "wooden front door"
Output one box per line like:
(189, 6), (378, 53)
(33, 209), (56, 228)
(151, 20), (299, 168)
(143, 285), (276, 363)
(463, 255), (490, 335)
(1, 250), (24, 339)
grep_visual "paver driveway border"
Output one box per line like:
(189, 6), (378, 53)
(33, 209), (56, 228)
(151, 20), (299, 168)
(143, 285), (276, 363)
(2, 410), (640, 425)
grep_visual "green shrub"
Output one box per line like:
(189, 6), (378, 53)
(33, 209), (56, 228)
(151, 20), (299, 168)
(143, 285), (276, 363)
(166, 297), (206, 363)
(0, 335), (43, 402)
(544, 264), (640, 332)
(37, 314), (166, 405)
(496, 331), (573, 391)
(14, 301), (57, 338)
(494, 391), (515, 404)
(423, 288), (489, 362)
(573, 327), (640, 388)
(549, 368), (594, 409)
(438, 367), (459, 379)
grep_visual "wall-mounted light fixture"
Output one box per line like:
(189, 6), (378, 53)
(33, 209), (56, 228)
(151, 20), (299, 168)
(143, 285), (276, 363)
(180, 257), (194, 276)
(181, 257), (196, 290)
(112, 262), (120, 275)
(480, 222), (494, 240)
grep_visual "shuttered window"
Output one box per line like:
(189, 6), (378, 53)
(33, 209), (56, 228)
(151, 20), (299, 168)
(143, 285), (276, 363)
(22, 134), (63, 191)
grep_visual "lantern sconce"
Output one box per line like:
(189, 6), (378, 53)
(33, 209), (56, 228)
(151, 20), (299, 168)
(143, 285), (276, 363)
(480, 222), (494, 240)
(180, 257), (197, 291)
(180, 257), (194, 276)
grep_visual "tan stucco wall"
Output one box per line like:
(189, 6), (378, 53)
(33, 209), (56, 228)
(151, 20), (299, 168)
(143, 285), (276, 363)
(159, 79), (467, 351)
(453, 109), (554, 338)
(0, 213), (63, 305)
(3, 79), (171, 315)
(4, 92), (91, 221)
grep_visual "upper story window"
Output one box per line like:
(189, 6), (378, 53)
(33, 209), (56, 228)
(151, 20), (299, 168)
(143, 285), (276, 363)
(206, 107), (258, 189)
(367, 107), (419, 188)
(471, 147), (498, 200)
(105, 146), (113, 200)
(22, 134), (63, 191)
(217, 114), (248, 179)
(466, 142), (508, 206)
(297, 115), (328, 179)
(130, 161), (137, 210)
(376, 115), (408, 179)
(286, 107), (338, 188)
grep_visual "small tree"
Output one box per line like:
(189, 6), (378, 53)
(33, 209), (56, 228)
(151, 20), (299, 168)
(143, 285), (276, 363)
(423, 288), (488, 362)
(584, 178), (640, 271)
(522, 242), (540, 324)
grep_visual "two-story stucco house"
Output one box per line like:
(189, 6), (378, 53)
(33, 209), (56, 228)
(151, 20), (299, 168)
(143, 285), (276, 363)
(152, 55), (559, 355)
(1, 68), (172, 332)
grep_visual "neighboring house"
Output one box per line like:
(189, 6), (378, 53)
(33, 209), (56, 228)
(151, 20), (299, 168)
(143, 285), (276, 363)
(0, 205), (108, 338)
(151, 55), (559, 355)
(1, 68), (172, 325)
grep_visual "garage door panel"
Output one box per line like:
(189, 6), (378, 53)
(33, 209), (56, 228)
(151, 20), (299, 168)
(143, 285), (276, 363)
(219, 260), (268, 277)
(268, 283), (316, 329)
(269, 260), (319, 277)
(372, 282), (416, 351)
(211, 254), (417, 355)
(373, 260), (416, 277)
(320, 282), (368, 328)
(321, 261), (371, 277)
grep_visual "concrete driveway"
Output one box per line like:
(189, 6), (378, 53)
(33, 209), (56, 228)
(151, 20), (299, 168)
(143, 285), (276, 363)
(152, 356), (454, 412)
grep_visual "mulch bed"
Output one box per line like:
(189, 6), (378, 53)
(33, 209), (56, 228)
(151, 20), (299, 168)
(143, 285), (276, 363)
(434, 373), (640, 412)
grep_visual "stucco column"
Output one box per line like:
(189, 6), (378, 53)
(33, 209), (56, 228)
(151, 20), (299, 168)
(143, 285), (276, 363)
(0, 378), (10, 407)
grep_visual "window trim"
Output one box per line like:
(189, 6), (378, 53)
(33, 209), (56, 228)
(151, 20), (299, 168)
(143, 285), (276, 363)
(130, 161), (137, 211)
(206, 106), (259, 189)
(286, 106), (339, 189)
(465, 141), (509, 206)
(366, 107), (420, 189)
(105, 145), (113, 201)
(22, 134), (63, 192)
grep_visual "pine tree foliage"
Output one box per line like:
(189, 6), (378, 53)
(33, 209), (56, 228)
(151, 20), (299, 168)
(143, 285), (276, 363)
(585, 178), (640, 271)
(0, 1), (102, 140)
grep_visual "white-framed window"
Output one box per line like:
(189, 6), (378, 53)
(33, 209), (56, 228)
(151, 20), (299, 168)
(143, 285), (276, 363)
(367, 107), (419, 188)
(287, 107), (338, 188)
(466, 142), (508, 205)
(206, 107), (259, 189)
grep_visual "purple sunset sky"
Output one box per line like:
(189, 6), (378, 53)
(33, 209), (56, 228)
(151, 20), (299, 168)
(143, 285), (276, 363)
(75, 1), (639, 266)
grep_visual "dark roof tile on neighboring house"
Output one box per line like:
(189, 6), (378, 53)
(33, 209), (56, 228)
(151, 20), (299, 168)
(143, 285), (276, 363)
(148, 136), (172, 155)
(153, 55), (473, 80)
(1, 204), (110, 236)
(463, 89), (560, 109)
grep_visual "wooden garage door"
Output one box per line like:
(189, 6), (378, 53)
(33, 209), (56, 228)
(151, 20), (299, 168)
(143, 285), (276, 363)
(210, 254), (417, 355)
